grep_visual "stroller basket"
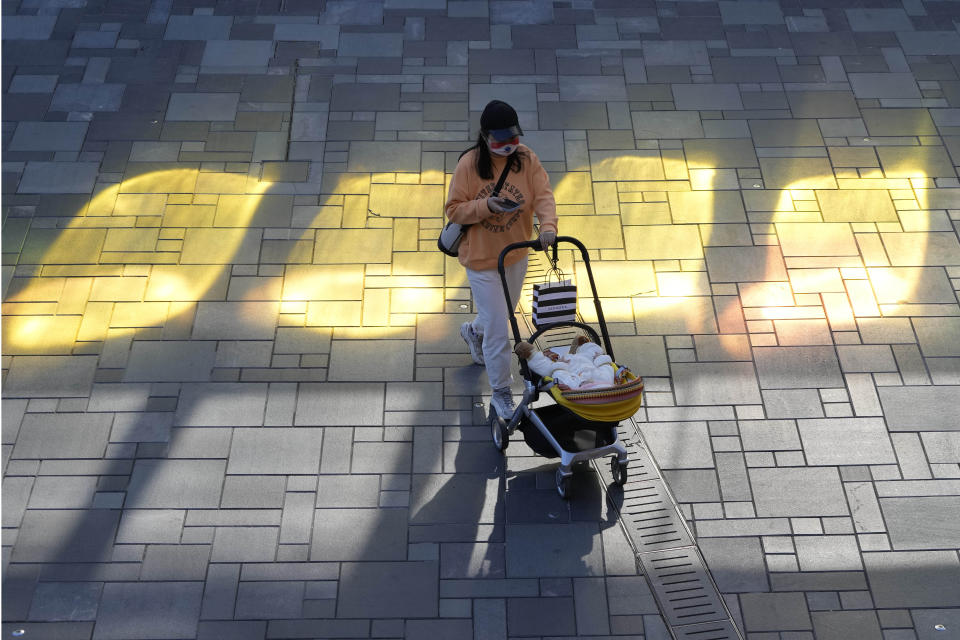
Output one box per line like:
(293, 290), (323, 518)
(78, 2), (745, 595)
(519, 404), (618, 458)
(542, 366), (644, 423)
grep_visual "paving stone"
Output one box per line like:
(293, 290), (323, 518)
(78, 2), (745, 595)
(897, 31), (960, 56)
(632, 111), (703, 139)
(698, 537), (768, 592)
(864, 551), (960, 608)
(882, 231), (960, 266)
(228, 428), (323, 474)
(175, 383), (268, 427)
(197, 621), (266, 640)
(9, 122), (89, 152)
(296, 382), (384, 426)
(51, 84), (124, 112)
(166, 93), (239, 121)
(410, 473), (501, 524)
(862, 108), (937, 137)
(337, 561), (438, 618)
(642, 40), (708, 66)
(750, 467), (848, 517)
(661, 469), (719, 502)
(13, 509), (120, 563)
(12, 413), (112, 460)
(235, 581), (303, 620)
(673, 84), (743, 111)
(638, 422), (714, 468)
(2, 476), (33, 527)
(633, 296), (717, 335)
(211, 526), (278, 562)
(126, 459), (226, 508)
(672, 362), (762, 406)
(93, 582), (203, 640)
(869, 267), (956, 304)
(811, 611), (882, 640)
(124, 341), (217, 382)
(117, 510), (185, 544)
(879, 386), (960, 431)
(328, 339), (414, 381)
(683, 139), (757, 170)
(331, 83), (400, 111)
(506, 596), (576, 636)
(273, 23), (338, 46)
(311, 508), (408, 560)
(221, 475), (287, 508)
(339, 32), (402, 56)
(849, 73), (921, 99)
(558, 76), (626, 102)
(2, 15), (57, 39)
(539, 102), (608, 130)
(705, 246), (787, 282)
(18, 161), (100, 194)
(740, 592), (812, 632)
(913, 609), (960, 640)
(786, 91), (860, 119)
(754, 346), (844, 389)
(140, 544), (210, 580)
(739, 419), (801, 451)
(440, 542), (505, 579)
(881, 496), (960, 551)
(28, 582), (101, 622)
(816, 189), (897, 223)
(846, 8), (913, 31)
(201, 40), (273, 66)
(505, 523), (603, 577)
(878, 145), (955, 178)
(164, 15), (233, 40)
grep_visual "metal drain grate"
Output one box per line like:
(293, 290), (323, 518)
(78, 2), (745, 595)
(674, 620), (741, 640)
(643, 548), (730, 628)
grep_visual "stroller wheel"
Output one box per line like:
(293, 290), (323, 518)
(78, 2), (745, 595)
(611, 457), (628, 486)
(490, 408), (508, 452)
(556, 468), (571, 499)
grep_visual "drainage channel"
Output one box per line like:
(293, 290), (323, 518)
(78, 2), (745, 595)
(519, 249), (744, 640)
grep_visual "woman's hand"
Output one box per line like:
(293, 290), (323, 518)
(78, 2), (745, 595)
(487, 196), (520, 214)
(538, 230), (556, 250)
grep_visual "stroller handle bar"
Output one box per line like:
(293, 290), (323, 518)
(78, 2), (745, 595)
(496, 237), (615, 374)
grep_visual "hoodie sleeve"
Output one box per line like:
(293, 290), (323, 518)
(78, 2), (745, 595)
(444, 152), (491, 225)
(528, 150), (558, 234)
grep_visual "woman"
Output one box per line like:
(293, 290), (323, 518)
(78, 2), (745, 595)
(444, 100), (558, 419)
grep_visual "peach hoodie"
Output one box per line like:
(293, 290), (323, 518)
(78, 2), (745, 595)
(444, 144), (558, 271)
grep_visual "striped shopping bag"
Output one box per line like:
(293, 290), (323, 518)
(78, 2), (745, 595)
(532, 276), (577, 328)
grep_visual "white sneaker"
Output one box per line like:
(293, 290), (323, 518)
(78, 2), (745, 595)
(460, 322), (484, 365)
(490, 386), (515, 420)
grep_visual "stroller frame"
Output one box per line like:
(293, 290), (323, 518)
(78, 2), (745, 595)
(494, 237), (629, 498)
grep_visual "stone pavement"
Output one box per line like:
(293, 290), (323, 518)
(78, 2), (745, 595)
(4, 0), (960, 638)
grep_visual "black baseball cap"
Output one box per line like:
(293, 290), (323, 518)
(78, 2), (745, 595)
(480, 100), (523, 141)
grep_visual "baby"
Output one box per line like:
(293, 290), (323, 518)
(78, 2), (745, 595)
(515, 336), (619, 390)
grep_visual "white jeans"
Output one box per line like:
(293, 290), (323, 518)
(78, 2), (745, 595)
(466, 259), (528, 390)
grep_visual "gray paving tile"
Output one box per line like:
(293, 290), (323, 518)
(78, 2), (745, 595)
(175, 383), (268, 427)
(352, 441), (412, 473)
(337, 561), (438, 618)
(316, 474), (380, 507)
(94, 582), (203, 640)
(2, 476), (34, 527)
(750, 467), (848, 517)
(849, 73), (921, 99)
(864, 551), (960, 608)
(812, 611), (882, 640)
(897, 31), (960, 55)
(13, 509), (120, 563)
(166, 92), (239, 121)
(18, 162), (100, 194)
(705, 246), (787, 282)
(12, 413), (112, 460)
(227, 428), (323, 474)
(505, 523), (603, 577)
(739, 419), (801, 451)
(740, 592), (812, 632)
(311, 507), (408, 560)
(164, 15), (232, 40)
(879, 386), (960, 431)
(672, 362), (762, 405)
(295, 382), (384, 426)
(221, 475), (287, 508)
(642, 40), (707, 66)
(638, 422), (714, 469)
(698, 537), (768, 592)
(51, 84), (124, 112)
(540, 102), (608, 130)
(347, 141), (420, 172)
(28, 582), (101, 622)
(754, 346), (844, 389)
(880, 497), (960, 550)
(273, 23), (338, 46)
(673, 84), (743, 111)
(328, 339), (414, 381)
(126, 459), (226, 508)
(141, 544), (210, 580)
(201, 40), (273, 66)
(211, 526), (278, 562)
(339, 31), (402, 56)
(410, 473), (501, 524)
(507, 596), (575, 636)
(798, 418), (896, 465)
(2, 15), (57, 39)
(124, 341), (216, 382)
(117, 510), (185, 544)
(9, 122), (89, 151)
(330, 83), (400, 111)
(235, 581), (303, 620)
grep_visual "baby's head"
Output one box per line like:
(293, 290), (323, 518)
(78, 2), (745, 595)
(514, 342), (536, 359)
(569, 335), (592, 354)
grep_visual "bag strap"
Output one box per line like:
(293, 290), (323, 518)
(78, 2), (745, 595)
(491, 155), (513, 196)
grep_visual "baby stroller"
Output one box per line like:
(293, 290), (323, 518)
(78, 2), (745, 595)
(492, 237), (644, 499)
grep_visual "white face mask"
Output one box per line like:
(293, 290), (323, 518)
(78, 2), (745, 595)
(487, 136), (518, 156)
